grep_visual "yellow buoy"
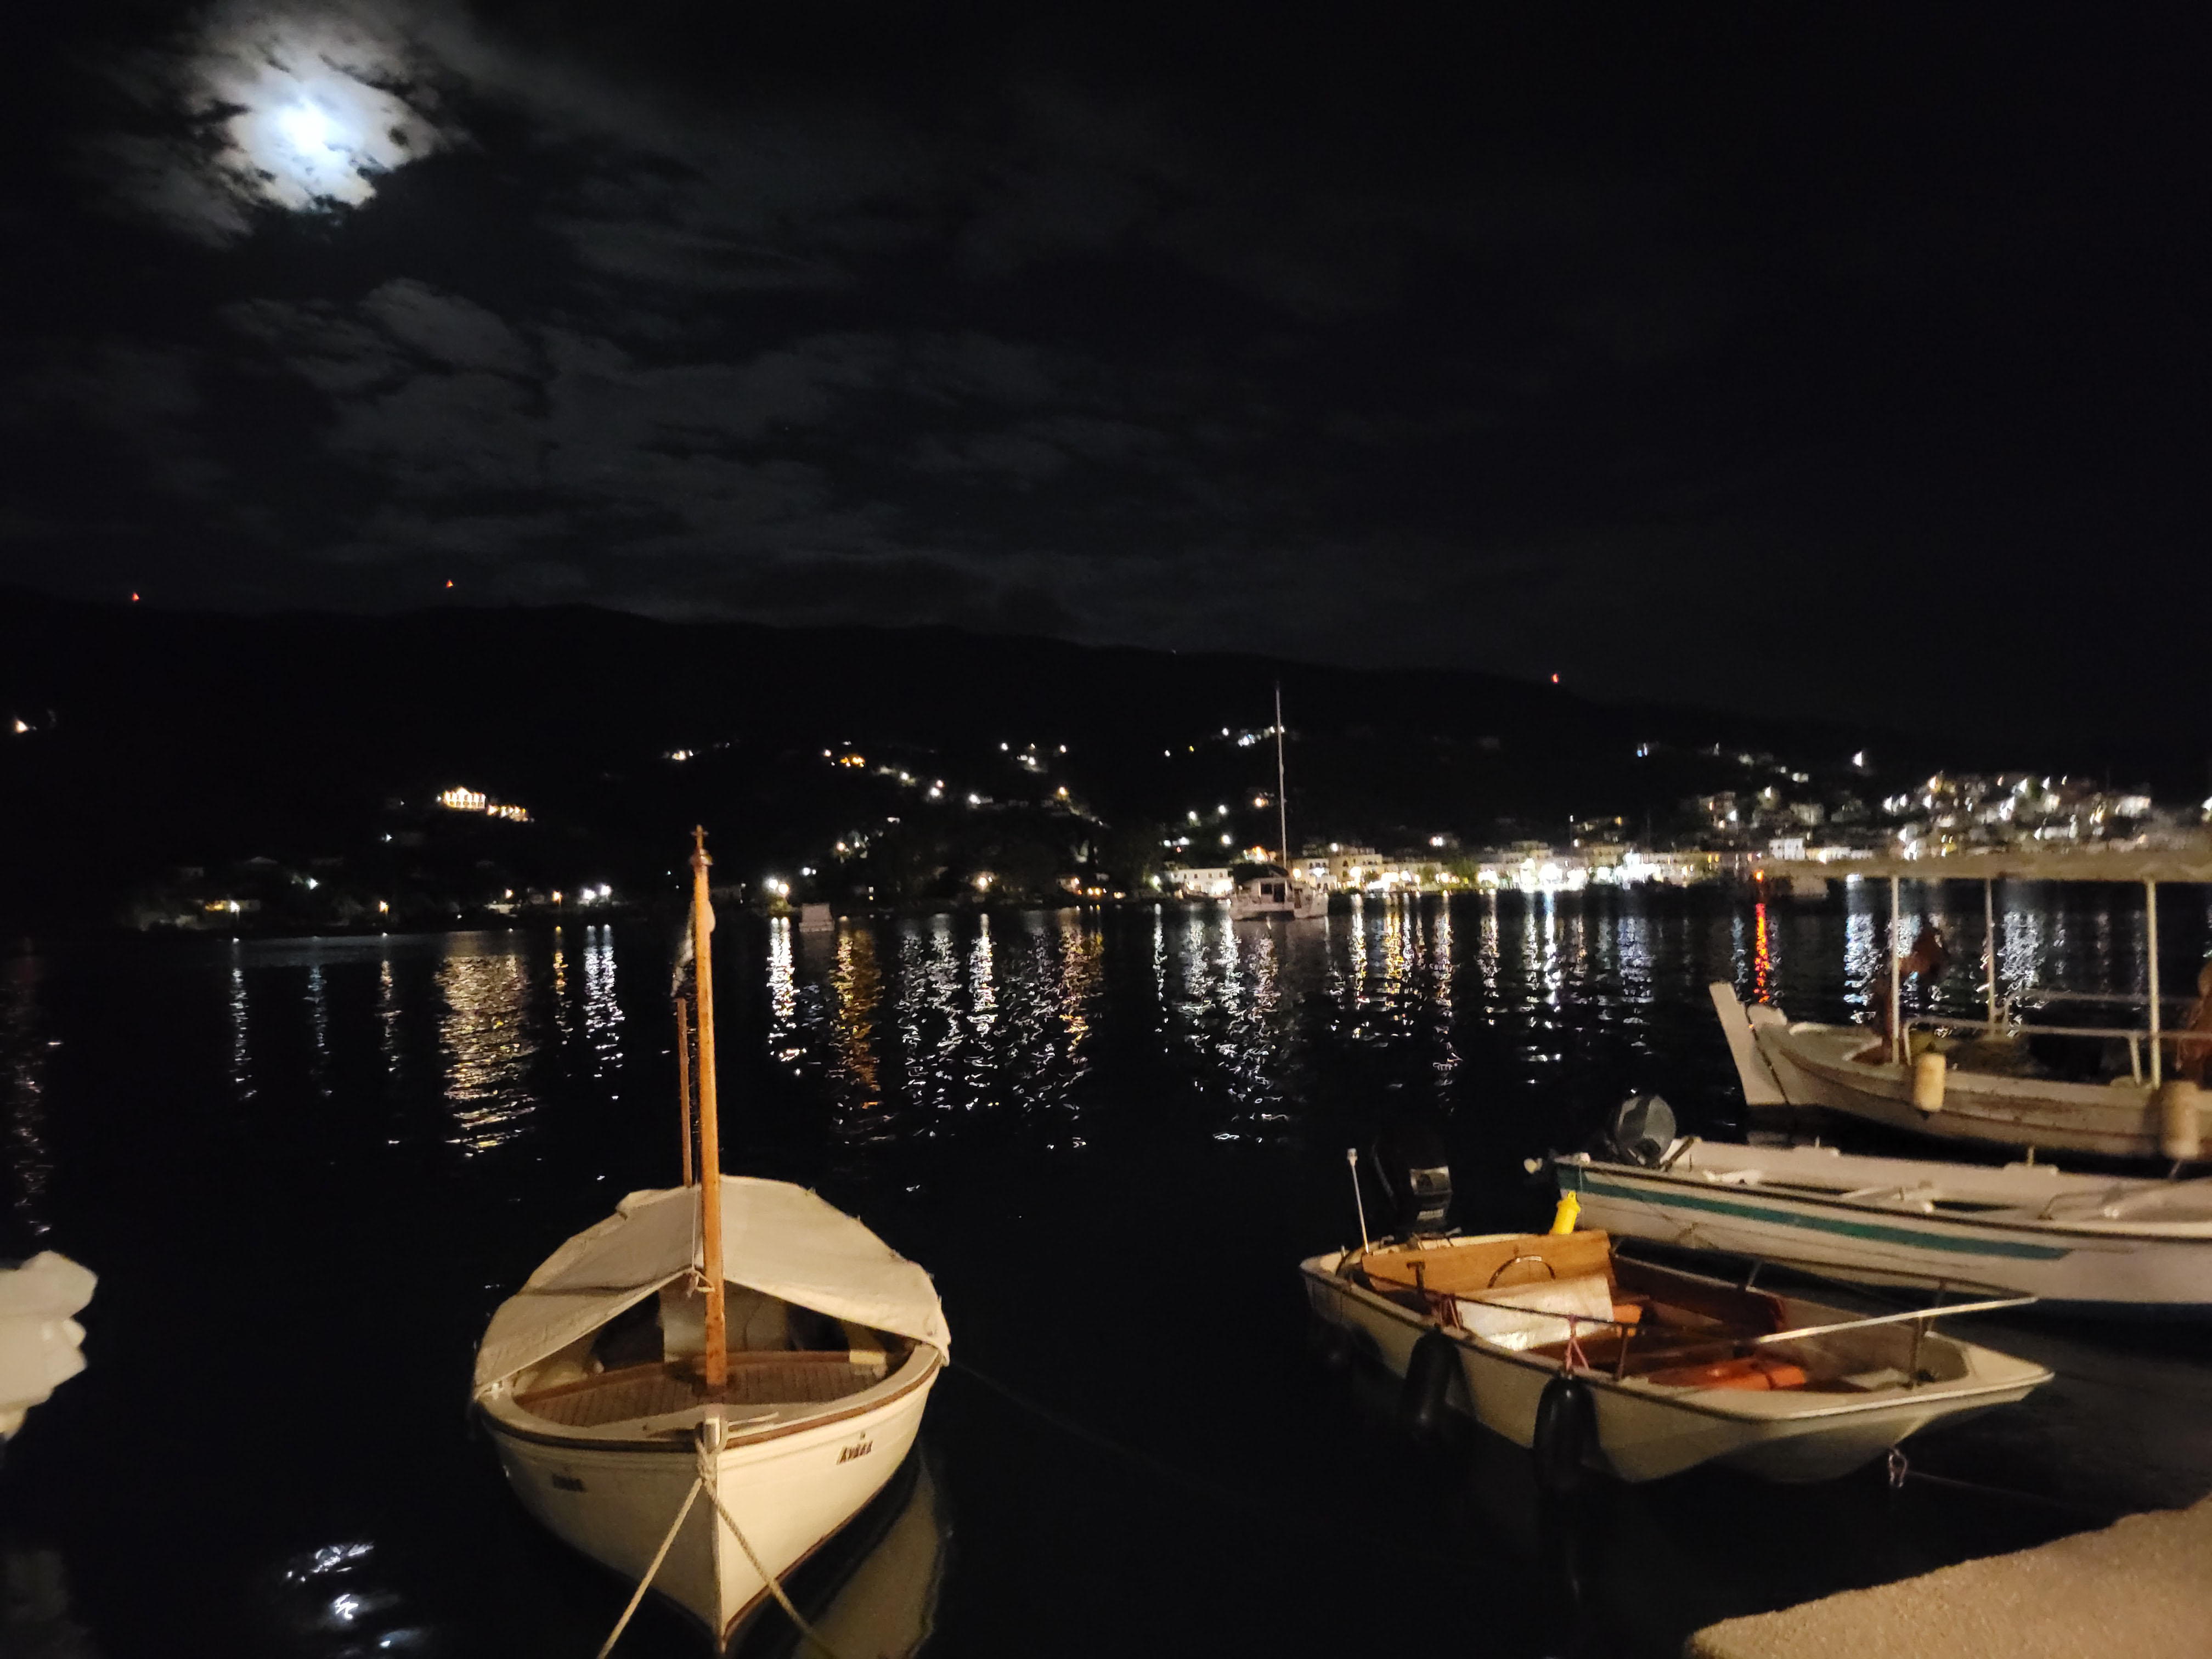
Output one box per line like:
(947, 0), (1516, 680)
(1549, 1190), (1581, 1234)
(1912, 1051), (1946, 1113)
(2158, 1080), (2203, 1163)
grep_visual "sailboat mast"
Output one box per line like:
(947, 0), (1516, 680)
(1274, 680), (1290, 871)
(674, 995), (694, 1187)
(690, 828), (728, 1391)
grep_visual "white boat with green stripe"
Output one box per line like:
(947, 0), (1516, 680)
(1555, 1140), (2212, 1319)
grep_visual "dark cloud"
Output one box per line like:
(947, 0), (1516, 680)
(3, 3), (2209, 742)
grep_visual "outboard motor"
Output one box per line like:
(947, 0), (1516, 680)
(1602, 1094), (1677, 1167)
(1370, 1118), (1453, 1236)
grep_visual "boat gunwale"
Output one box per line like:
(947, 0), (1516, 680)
(477, 1344), (944, 1454)
(1775, 1021), (2161, 1111)
(1567, 1158), (2212, 1245)
(1298, 1253), (2051, 1425)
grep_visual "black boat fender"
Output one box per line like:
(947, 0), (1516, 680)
(1400, 1330), (1460, 1440)
(1532, 1372), (1596, 1493)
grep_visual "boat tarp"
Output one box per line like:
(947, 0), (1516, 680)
(473, 1178), (949, 1391)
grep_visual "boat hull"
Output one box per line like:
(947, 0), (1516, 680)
(1300, 1255), (2045, 1484)
(1558, 1159), (2212, 1316)
(484, 1357), (939, 1649)
(1748, 1016), (2196, 1161)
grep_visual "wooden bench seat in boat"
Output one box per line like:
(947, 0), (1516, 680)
(516, 1350), (890, 1430)
(1362, 1231), (1616, 1297)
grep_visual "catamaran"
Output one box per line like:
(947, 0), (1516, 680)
(1718, 850), (2212, 1163)
(473, 831), (948, 1651)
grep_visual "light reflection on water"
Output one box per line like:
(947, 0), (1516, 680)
(1, 955), (53, 1238)
(436, 940), (538, 1155)
(8, 889), (2212, 1659)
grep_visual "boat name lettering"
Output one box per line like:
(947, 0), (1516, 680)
(837, 1441), (873, 1464)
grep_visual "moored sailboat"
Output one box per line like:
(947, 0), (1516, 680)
(473, 830), (948, 1650)
(1229, 682), (1328, 921)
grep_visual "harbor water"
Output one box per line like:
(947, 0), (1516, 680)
(3, 885), (2210, 1656)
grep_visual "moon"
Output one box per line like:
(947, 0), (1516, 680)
(195, 15), (448, 216)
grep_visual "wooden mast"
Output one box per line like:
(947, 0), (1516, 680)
(690, 827), (727, 1391)
(674, 996), (694, 1187)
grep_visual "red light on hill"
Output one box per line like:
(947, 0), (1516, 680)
(1550, 672), (1560, 684)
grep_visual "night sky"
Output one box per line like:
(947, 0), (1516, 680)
(4, 5), (2207, 741)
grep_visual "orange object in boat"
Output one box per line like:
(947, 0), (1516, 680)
(1610, 1303), (1643, 1326)
(1645, 1355), (1808, 1392)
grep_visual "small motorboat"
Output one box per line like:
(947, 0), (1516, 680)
(0, 1252), (94, 1445)
(475, 831), (947, 1651)
(1553, 1105), (2212, 1318)
(1301, 1217), (2049, 1485)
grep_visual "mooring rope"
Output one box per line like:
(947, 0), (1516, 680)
(595, 1475), (703, 1658)
(948, 1357), (1281, 1524)
(698, 1441), (853, 1659)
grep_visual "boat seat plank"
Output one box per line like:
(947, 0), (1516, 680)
(1364, 1232), (1615, 1297)
(517, 1353), (889, 1429)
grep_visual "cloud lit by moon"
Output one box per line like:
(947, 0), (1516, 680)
(189, 6), (452, 218)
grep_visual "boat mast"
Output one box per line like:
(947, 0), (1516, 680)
(690, 828), (728, 1391)
(674, 995), (694, 1187)
(1274, 680), (1290, 873)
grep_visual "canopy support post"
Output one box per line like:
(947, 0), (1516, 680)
(691, 828), (727, 1392)
(1890, 875), (1904, 1065)
(1984, 878), (1999, 1028)
(2148, 878), (2162, 1089)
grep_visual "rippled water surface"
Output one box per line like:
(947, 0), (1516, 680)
(4, 887), (2210, 1657)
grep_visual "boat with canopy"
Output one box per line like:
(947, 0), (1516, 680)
(1719, 849), (2212, 1163)
(473, 830), (948, 1651)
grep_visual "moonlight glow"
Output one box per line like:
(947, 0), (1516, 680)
(194, 13), (449, 216)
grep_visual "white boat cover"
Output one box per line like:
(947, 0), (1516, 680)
(0, 1252), (96, 1431)
(474, 1178), (948, 1391)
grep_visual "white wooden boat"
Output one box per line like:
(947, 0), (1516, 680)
(1300, 1227), (2049, 1484)
(474, 830), (947, 1651)
(474, 1179), (947, 1648)
(1556, 1139), (2212, 1319)
(0, 1252), (94, 1443)
(1723, 850), (2212, 1162)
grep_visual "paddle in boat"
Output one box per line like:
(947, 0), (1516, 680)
(473, 830), (949, 1652)
(1551, 1096), (2212, 1320)
(1302, 1147), (2049, 1485)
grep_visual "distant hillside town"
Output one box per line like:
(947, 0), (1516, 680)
(1162, 769), (2211, 899)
